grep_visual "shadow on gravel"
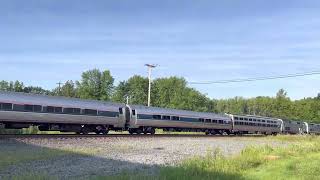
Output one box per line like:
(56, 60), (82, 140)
(0, 138), (245, 180)
(0, 138), (161, 180)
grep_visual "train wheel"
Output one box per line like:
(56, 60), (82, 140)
(129, 129), (134, 135)
(150, 128), (155, 135)
(210, 130), (216, 135)
(136, 129), (143, 135)
(101, 129), (109, 135)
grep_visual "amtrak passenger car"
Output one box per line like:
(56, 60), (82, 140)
(127, 105), (232, 135)
(228, 114), (283, 135)
(0, 91), (127, 134)
(308, 123), (320, 135)
(282, 120), (309, 134)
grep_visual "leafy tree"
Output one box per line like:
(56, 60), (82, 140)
(115, 75), (149, 105)
(59, 80), (77, 97)
(76, 69), (114, 100)
(112, 81), (129, 103)
(13, 81), (24, 92)
(23, 86), (50, 95)
(100, 70), (114, 101)
(0, 80), (10, 91)
(276, 89), (287, 99)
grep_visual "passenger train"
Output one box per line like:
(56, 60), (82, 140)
(0, 91), (319, 135)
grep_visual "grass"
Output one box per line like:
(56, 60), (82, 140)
(103, 135), (320, 180)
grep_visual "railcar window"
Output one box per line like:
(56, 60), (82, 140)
(171, 116), (180, 121)
(180, 117), (197, 122)
(24, 105), (34, 112)
(74, 108), (81, 114)
(13, 104), (24, 111)
(84, 109), (97, 115)
(63, 108), (75, 114)
(64, 108), (80, 114)
(240, 118), (243, 120)
(1, 103), (12, 110)
(257, 119), (261, 122)
(54, 107), (62, 113)
(244, 118), (248, 121)
(152, 115), (161, 119)
(218, 120), (224, 124)
(98, 111), (118, 117)
(253, 119), (257, 122)
(137, 114), (153, 119)
(249, 119), (252, 121)
(212, 120), (217, 123)
(199, 118), (204, 122)
(205, 119), (211, 123)
(132, 110), (136, 116)
(262, 120), (266, 123)
(46, 106), (55, 113)
(34, 105), (42, 112)
(234, 117), (239, 120)
(162, 116), (171, 120)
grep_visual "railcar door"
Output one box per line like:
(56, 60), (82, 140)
(125, 106), (131, 128)
(117, 107), (126, 128)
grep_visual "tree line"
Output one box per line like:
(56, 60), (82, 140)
(1, 68), (320, 123)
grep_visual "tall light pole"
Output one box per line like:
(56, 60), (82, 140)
(145, 64), (157, 107)
(56, 81), (63, 96)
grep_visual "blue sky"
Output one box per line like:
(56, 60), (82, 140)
(1, 0), (320, 100)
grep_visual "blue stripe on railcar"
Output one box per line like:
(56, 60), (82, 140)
(137, 114), (200, 123)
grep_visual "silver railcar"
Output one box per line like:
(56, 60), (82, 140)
(283, 120), (308, 134)
(228, 114), (283, 135)
(0, 91), (126, 134)
(308, 123), (320, 135)
(127, 105), (232, 135)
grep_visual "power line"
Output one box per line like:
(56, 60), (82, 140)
(188, 70), (320, 84)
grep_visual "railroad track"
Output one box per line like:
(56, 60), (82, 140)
(0, 134), (209, 139)
(0, 133), (264, 139)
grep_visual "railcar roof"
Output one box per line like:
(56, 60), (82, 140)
(0, 91), (124, 110)
(130, 105), (230, 119)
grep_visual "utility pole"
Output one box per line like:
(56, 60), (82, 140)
(145, 64), (157, 107)
(56, 81), (63, 96)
